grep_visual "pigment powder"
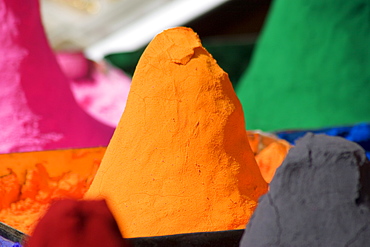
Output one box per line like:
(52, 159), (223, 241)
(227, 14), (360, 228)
(85, 27), (268, 238)
(0, 0), (114, 153)
(0, 147), (105, 234)
(56, 51), (131, 128)
(241, 133), (370, 246)
(236, 0), (370, 132)
(25, 200), (128, 247)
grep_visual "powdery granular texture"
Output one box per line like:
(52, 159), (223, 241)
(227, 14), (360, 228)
(85, 27), (268, 238)
(0, 165), (90, 234)
(241, 133), (370, 246)
(25, 200), (128, 247)
(0, 147), (106, 234)
(0, 0), (114, 153)
(56, 51), (131, 128)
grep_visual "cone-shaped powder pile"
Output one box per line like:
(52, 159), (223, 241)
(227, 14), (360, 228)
(56, 51), (131, 128)
(0, 0), (114, 153)
(236, 0), (370, 131)
(85, 27), (268, 238)
(241, 133), (370, 246)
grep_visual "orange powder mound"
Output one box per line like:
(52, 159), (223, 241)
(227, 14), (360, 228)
(0, 147), (106, 234)
(255, 140), (291, 183)
(0, 170), (20, 210)
(247, 131), (291, 183)
(85, 27), (268, 238)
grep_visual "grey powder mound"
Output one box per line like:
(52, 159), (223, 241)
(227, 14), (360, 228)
(240, 133), (370, 247)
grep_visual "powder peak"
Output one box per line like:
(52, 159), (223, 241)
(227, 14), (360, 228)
(86, 27), (267, 238)
(148, 27), (203, 65)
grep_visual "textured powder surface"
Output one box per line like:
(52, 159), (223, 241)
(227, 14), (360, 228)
(0, 147), (105, 234)
(0, 0), (114, 153)
(25, 200), (127, 247)
(85, 27), (268, 238)
(56, 51), (131, 127)
(241, 133), (370, 246)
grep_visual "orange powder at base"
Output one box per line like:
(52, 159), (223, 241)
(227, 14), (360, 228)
(247, 131), (291, 183)
(0, 170), (20, 210)
(0, 147), (106, 234)
(85, 27), (268, 238)
(255, 140), (291, 183)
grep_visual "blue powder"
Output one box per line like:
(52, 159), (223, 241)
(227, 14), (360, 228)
(276, 123), (370, 160)
(0, 236), (21, 247)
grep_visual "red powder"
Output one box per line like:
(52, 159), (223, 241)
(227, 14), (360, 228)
(25, 200), (128, 247)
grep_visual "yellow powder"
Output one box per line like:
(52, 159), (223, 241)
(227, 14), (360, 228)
(85, 27), (268, 238)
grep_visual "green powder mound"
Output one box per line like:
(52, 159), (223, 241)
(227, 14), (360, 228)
(236, 0), (370, 132)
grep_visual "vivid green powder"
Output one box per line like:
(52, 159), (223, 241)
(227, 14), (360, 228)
(236, 0), (370, 132)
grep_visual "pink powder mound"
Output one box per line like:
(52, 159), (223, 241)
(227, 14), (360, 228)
(0, 0), (115, 153)
(56, 51), (131, 128)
